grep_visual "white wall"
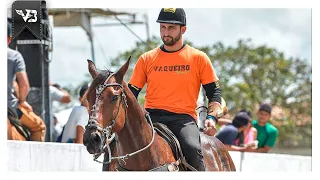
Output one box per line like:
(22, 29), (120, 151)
(7, 141), (311, 172)
(7, 141), (101, 171)
(228, 151), (312, 172)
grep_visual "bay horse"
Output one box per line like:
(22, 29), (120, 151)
(82, 57), (236, 171)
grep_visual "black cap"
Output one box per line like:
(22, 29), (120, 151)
(232, 112), (251, 128)
(156, 8), (186, 26)
(79, 83), (89, 98)
(259, 103), (272, 114)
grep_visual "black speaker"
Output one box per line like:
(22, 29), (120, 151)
(11, 1), (52, 142)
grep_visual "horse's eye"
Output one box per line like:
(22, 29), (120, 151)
(112, 95), (119, 102)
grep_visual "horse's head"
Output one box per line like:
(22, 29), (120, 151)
(83, 57), (131, 155)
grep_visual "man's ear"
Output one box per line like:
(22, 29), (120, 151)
(181, 26), (187, 34)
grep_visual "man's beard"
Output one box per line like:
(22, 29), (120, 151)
(161, 31), (182, 46)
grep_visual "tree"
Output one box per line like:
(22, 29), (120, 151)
(198, 38), (311, 118)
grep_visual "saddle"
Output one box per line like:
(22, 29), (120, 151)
(7, 107), (31, 141)
(152, 122), (197, 171)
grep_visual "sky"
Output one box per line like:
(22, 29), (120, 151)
(49, 8), (312, 87)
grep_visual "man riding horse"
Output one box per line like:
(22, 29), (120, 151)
(126, 8), (223, 171)
(82, 8), (233, 171)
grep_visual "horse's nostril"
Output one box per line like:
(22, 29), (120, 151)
(90, 132), (101, 144)
(94, 133), (101, 142)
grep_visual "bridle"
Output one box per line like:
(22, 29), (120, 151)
(86, 72), (127, 142)
(85, 72), (155, 165)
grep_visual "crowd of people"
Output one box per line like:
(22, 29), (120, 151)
(213, 104), (278, 153)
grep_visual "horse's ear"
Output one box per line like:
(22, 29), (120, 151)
(87, 59), (98, 78)
(115, 56), (131, 83)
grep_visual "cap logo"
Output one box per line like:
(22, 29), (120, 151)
(163, 8), (176, 13)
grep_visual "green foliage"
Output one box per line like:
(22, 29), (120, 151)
(198, 39), (311, 117)
(274, 122), (311, 148)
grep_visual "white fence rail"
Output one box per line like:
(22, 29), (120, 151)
(7, 141), (311, 172)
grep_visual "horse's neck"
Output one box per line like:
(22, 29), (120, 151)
(115, 84), (156, 169)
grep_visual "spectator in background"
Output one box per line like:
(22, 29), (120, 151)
(61, 84), (89, 143)
(50, 82), (72, 105)
(235, 109), (258, 149)
(246, 103), (279, 153)
(50, 82), (72, 141)
(215, 111), (255, 151)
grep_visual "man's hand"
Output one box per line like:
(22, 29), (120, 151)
(20, 101), (33, 112)
(242, 146), (256, 152)
(203, 118), (217, 136)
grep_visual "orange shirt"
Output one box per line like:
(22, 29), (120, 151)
(129, 45), (219, 121)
